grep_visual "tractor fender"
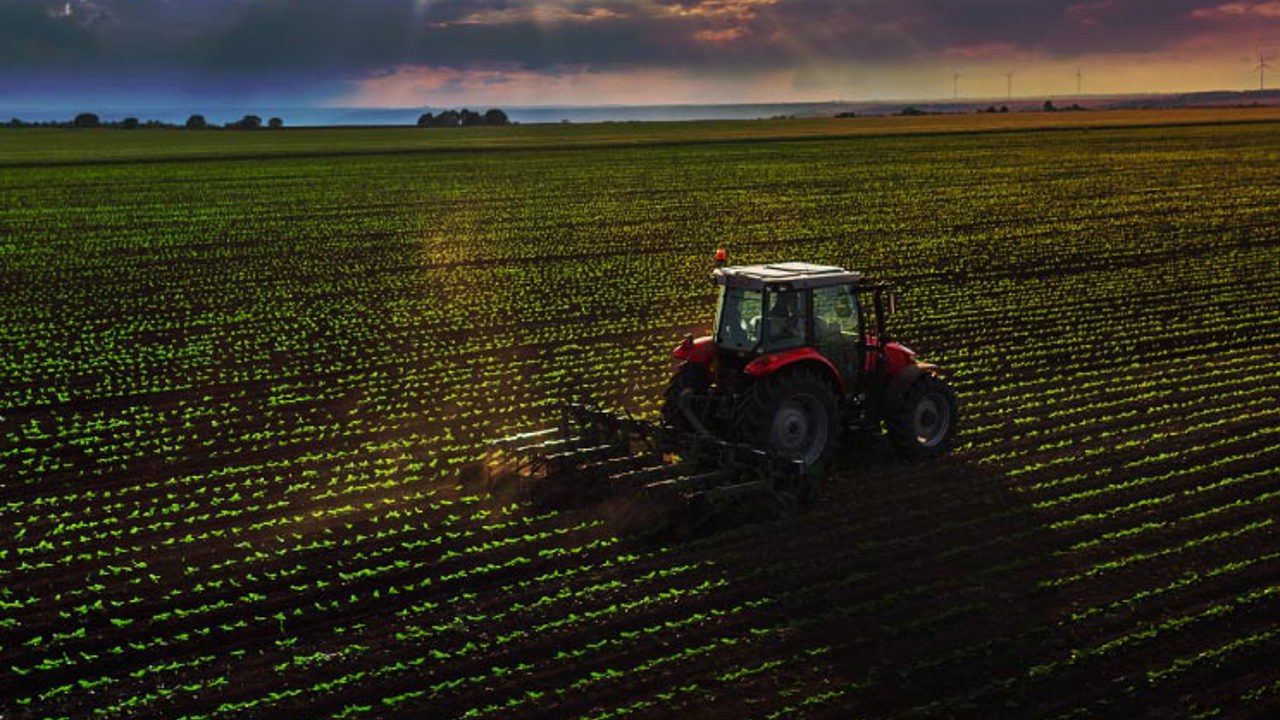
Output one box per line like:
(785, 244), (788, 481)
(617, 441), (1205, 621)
(883, 341), (918, 375)
(672, 335), (716, 367)
(881, 363), (934, 416)
(744, 347), (845, 394)
(863, 338), (917, 375)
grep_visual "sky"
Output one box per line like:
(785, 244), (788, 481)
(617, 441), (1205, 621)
(2, 0), (1280, 110)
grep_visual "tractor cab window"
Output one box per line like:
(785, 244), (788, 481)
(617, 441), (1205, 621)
(814, 285), (858, 336)
(814, 285), (860, 383)
(764, 287), (807, 351)
(715, 286), (764, 351)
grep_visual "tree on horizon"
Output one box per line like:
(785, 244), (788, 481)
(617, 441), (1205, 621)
(227, 114), (263, 130)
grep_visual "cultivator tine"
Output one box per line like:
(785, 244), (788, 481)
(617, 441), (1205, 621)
(575, 453), (660, 479)
(610, 462), (689, 494)
(484, 435), (584, 489)
(491, 427), (560, 448)
(542, 443), (623, 465)
(643, 470), (730, 497)
(501, 437), (577, 464)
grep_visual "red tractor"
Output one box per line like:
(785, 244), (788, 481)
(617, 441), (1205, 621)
(663, 261), (957, 469)
(486, 259), (958, 528)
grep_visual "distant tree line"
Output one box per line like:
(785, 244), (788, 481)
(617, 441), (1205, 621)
(417, 108), (510, 127)
(5, 109), (514, 129)
(1042, 101), (1086, 112)
(891, 101), (1087, 117)
(3, 113), (286, 130)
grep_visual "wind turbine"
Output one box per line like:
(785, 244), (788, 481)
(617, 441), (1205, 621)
(1258, 52), (1272, 91)
(1005, 71), (1015, 100)
(1076, 68), (1083, 95)
(952, 70), (962, 99)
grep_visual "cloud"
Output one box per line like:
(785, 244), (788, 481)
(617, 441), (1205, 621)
(2, 0), (1229, 74)
(899, 0), (1219, 56)
(339, 62), (799, 106)
(693, 27), (748, 43)
(430, 4), (627, 28)
(1, 0), (1276, 104)
(0, 0), (97, 65)
(656, 0), (778, 21)
(1191, 1), (1280, 18)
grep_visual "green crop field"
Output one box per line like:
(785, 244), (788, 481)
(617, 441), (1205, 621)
(2, 113), (1280, 719)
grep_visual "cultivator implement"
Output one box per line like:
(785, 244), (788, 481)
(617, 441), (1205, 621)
(483, 404), (817, 533)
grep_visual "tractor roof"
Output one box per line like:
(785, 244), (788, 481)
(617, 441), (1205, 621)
(713, 262), (862, 291)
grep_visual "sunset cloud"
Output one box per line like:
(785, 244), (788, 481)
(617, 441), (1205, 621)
(1191, 1), (1280, 18)
(430, 4), (626, 29)
(693, 27), (748, 44)
(340, 63), (796, 106)
(2, 0), (1277, 107)
(656, 0), (777, 21)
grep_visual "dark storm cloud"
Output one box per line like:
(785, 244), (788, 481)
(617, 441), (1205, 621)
(0, 0), (1271, 79)
(207, 0), (415, 71)
(0, 1), (97, 65)
(897, 0), (1215, 55)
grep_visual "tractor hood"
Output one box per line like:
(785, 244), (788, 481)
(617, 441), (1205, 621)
(673, 335), (716, 364)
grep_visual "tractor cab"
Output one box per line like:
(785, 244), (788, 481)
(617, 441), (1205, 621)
(668, 260), (956, 468)
(712, 262), (868, 387)
(702, 262), (911, 398)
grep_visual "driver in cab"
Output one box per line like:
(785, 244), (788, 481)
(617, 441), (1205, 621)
(767, 289), (804, 349)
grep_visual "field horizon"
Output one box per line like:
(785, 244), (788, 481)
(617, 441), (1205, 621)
(7, 106), (1280, 167)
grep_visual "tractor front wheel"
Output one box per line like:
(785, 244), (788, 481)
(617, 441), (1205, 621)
(735, 366), (839, 470)
(887, 374), (958, 458)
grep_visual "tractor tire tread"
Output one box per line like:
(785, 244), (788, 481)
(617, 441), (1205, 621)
(733, 364), (840, 470)
(887, 373), (959, 458)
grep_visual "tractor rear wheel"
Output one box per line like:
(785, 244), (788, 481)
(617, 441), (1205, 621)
(660, 362), (712, 432)
(734, 365), (839, 470)
(887, 374), (958, 457)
